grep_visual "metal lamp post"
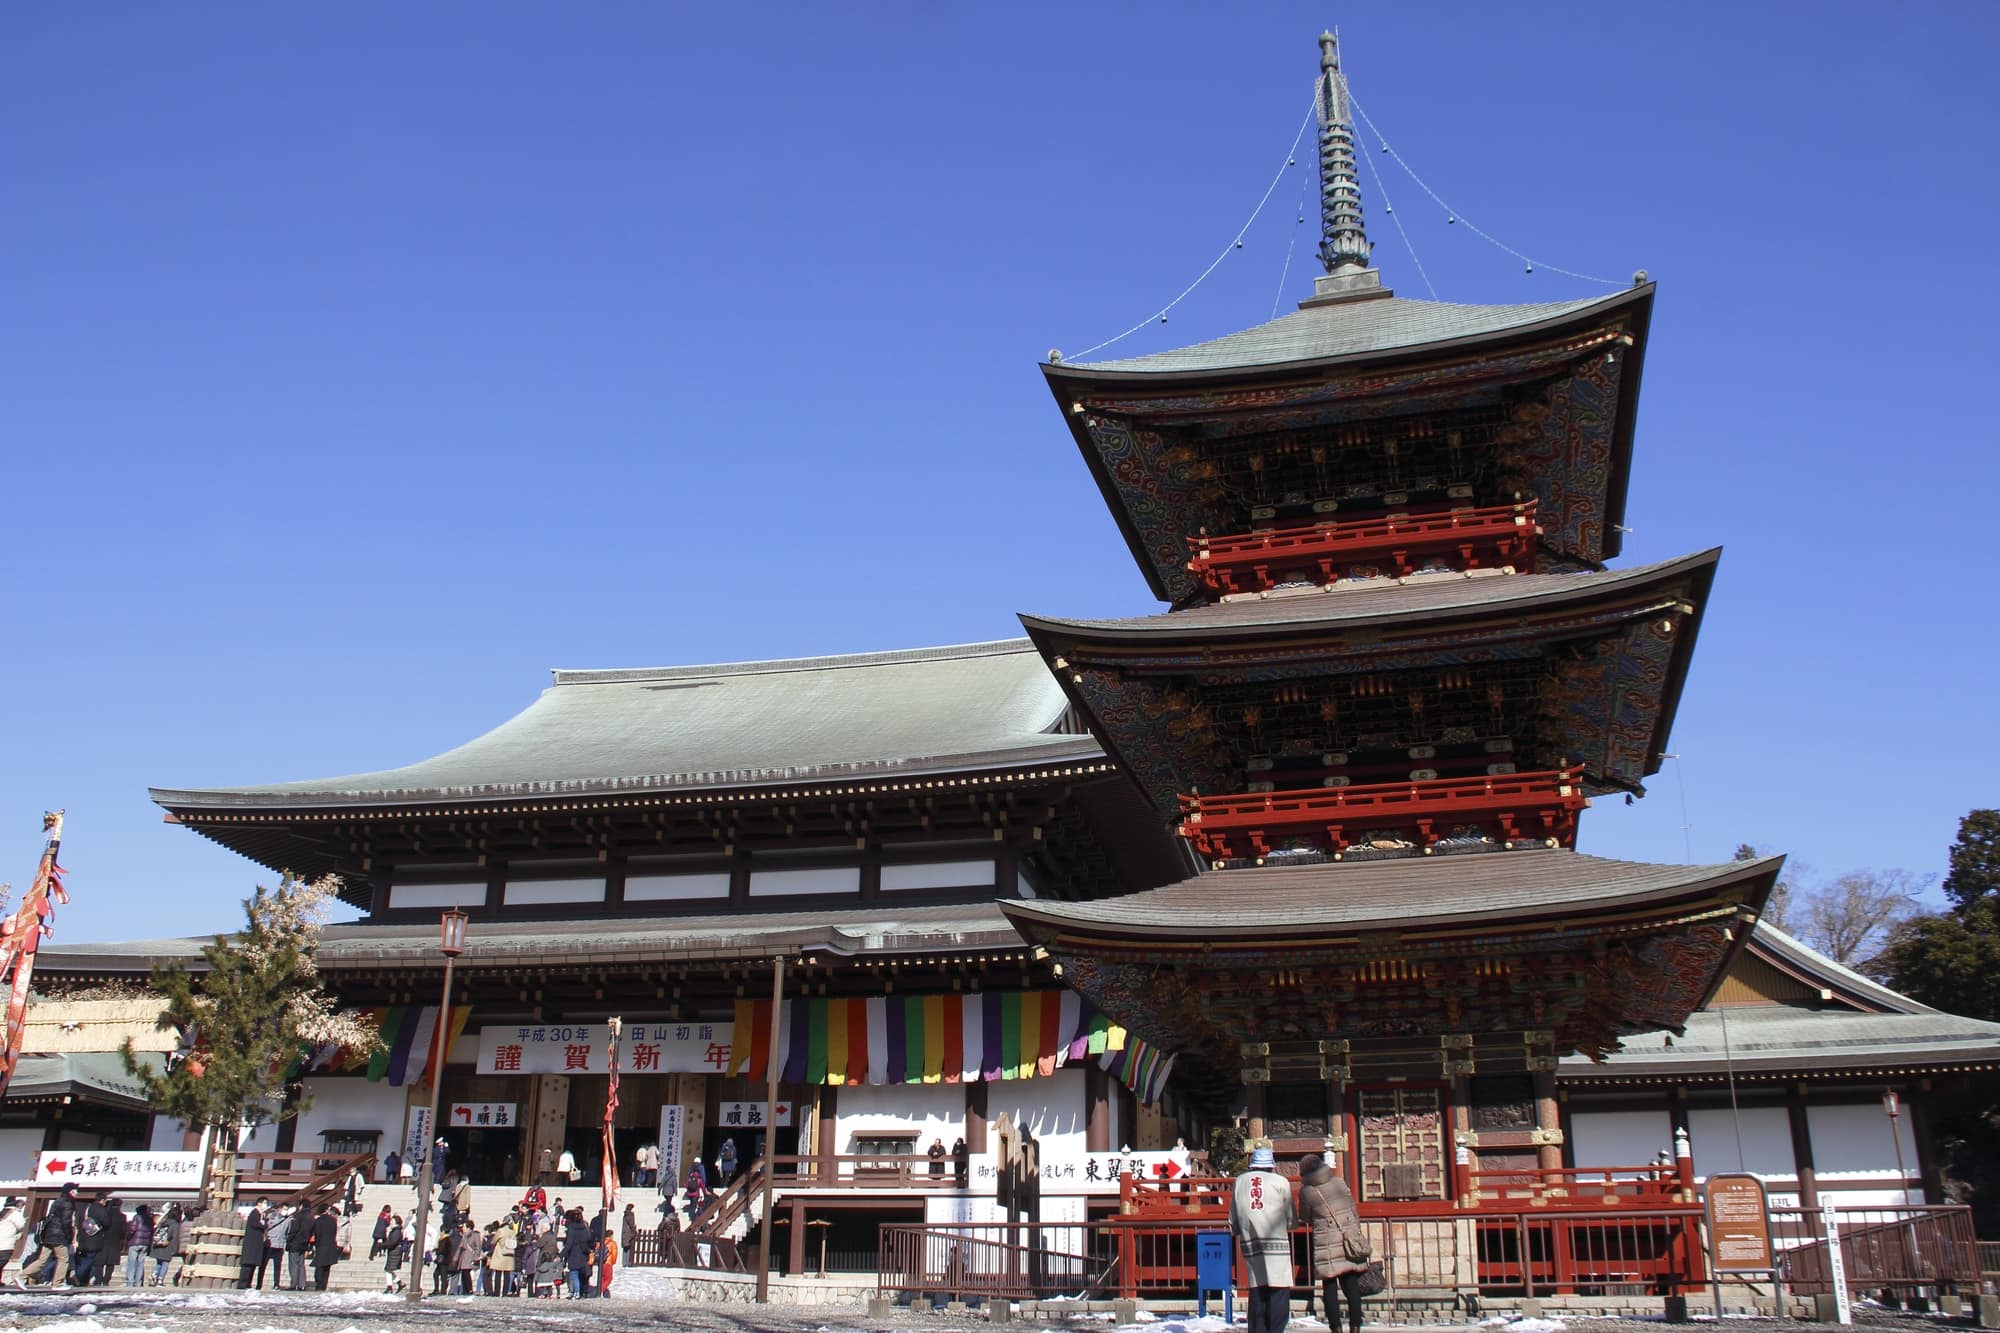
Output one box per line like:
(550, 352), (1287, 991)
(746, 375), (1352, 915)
(405, 907), (468, 1304)
(1881, 1088), (1911, 1203)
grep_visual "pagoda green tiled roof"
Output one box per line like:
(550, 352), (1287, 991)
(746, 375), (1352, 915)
(1020, 550), (1718, 641)
(1000, 848), (1780, 940)
(1059, 289), (1641, 376)
(152, 639), (1099, 811)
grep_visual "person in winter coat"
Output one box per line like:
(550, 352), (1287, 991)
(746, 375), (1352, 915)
(382, 1215), (407, 1293)
(1230, 1144), (1296, 1333)
(310, 1203), (341, 1289)
(283, 1201), (311, 1289)
(682, 1160), (709, 1220)
(122, 1203), (155, 1289)
(430, 1220), (454, 1295)
(74, 1192), (120, 1286)
(147, 1205), (182, 1286)
(369, 1205), (391, 1259)
(620, 1204), (637, 1257)
(451, 1219), (479, 1293)
(557, 1147), (579, 1183)
(26, 1181), (80, 1285)
(594, 1229), (617, 1298)
(537, 1222), (561, 1296)
(260, 1203), (290, 1286)
(562, 1209), (592, 1298)
(382, 1150), (401, 1184)
(490, 1217), (518, 1296)
(715, 1137), (738, 1184)
(0, 1199), (27, 1284)
(237, 1198), (270, 1289)
(1298, 1153), (1370, 1333)
(517, 1218), (541, 1296)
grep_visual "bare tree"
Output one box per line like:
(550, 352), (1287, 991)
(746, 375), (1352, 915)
(1801, 869), (1928, 966)
(1736, 843), (1805, 935)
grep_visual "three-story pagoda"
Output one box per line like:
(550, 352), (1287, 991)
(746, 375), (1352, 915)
(1001, 33), (1782, 1204)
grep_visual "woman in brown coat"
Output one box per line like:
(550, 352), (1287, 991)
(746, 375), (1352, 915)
(1297, 1153), (1369, 1333)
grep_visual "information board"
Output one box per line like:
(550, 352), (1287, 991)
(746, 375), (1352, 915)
(1705, 1172), (1774, 1270)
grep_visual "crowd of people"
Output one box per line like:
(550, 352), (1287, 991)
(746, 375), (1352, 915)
(372, 1175), (621, 1298)
(231, 1194), (353, 1289)
(1, 1184), (191, 1288)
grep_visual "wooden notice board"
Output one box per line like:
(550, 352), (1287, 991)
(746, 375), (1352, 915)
(1705, 1172), (1774, 1271)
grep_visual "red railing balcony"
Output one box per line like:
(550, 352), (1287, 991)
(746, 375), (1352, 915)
(1187, 501), (1540, 596)
(1177, 768), (1588, 864)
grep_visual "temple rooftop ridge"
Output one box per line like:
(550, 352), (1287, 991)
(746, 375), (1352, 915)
(1021, 547), (1717, 638)
(152, 637), (1101, 810)
(1001, 847), (1782, 940)
(1055, 285), (1648, 377)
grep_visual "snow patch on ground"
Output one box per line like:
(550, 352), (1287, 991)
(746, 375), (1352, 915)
(1480, 1319), (1568, 1333)
(1112, 1317), (1236, 1333)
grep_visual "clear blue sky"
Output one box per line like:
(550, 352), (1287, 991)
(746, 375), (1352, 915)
(4, 3), (1995, 942)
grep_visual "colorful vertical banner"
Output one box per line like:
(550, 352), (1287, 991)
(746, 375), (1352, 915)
(602, 1018), (623, 1212)
(725, 991), (1159, 1096)
(0, 812), (69, 1102)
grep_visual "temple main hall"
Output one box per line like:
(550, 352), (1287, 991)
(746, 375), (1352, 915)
(21, 31), (1996, 1296)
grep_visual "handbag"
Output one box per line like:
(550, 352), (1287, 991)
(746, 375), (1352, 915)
(1342, 1227), (1371, 1263)
(1354, 1260), (1387, 1296)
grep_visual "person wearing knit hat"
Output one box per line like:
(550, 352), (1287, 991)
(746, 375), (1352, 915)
(1229, 1139), (1295, 1333)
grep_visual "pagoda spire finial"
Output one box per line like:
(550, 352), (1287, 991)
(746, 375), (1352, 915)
(1315, 29), (1372, 276)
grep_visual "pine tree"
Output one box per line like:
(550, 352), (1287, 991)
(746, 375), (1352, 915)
(1876, 810), (2000, 1233)
(123, 874), (378, 1203)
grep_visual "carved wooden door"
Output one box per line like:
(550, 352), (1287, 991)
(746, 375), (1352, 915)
(1356, 1085), (1447, 1201)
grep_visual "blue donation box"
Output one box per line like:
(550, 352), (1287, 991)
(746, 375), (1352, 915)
(1196, 1230), (1235, 1321)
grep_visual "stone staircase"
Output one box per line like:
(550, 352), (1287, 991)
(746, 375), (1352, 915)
(317, 1182), (707, 1291)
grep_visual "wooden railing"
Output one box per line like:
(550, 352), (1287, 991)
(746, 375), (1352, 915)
(1771, 1205), (1983, 1298)
(784, 1151), (962, 1189)
(1186, 501), (1540, 595)
(882, 1204), (1712, 1301)
(233, 1151), (374, 1210)
(1470, 1163), (1689, 1208)
(1178, 768), (1587, 863)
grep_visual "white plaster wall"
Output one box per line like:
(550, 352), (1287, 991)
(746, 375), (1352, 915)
(749, 866), (860, 897)
(1689, 1105), (1795, 1179)
(1807, 1102), (1920, 1193)
(1806, 1101), (1918, 1176)
(503, 877), (604, 906)
(985, 1068), (1087, 1161)
(626, 872), (730, 902)
(1568, 1108), (1674, 1168)
(0, 1126), (47, 1185)
(292, 1077), (407, 1160)
(389, 882), (483, 910)
(835, 1082), (966, 1152)
(148, 1115), (191, 1152)
(881, 860), (993, 892)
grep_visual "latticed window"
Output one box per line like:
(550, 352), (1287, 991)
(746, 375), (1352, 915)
(1357, 1086), (1447, 1201)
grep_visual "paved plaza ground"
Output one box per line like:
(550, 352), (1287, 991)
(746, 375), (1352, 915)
(0, 1285), (1977, 1333)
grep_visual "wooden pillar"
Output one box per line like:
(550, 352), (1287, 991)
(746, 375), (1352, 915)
(1244, 1082), (1267, 1142)
(786, 1196), (806, 1277)
(1907, 1081), (1943, 1204)
(966, 1080), (989, 1153)
(814, 1085), (838, 1185)
(1532, 1068), (1562, 1183)
(1449, 1074), (1473, 1207)
(1669, 1096), (1695, 1199)
(1785, 1085), (1819, 1209)
(1085, 1063), (1112, 1152)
